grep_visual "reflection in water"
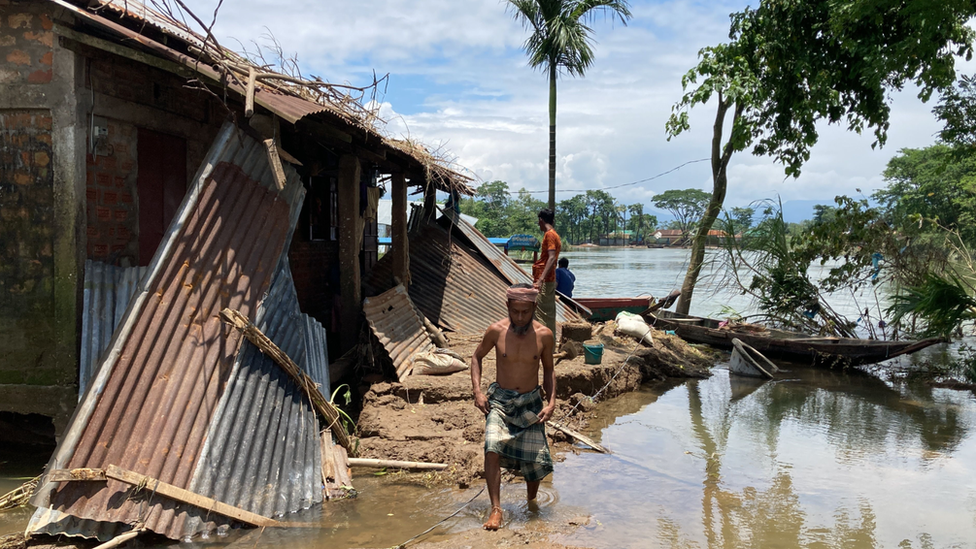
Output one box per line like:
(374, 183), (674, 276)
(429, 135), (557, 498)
(554, 364), (976, 549)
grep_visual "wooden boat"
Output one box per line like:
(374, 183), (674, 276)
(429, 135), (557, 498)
(647, 310), (943, 366)
(729, 338), (778, 378)
(573, 297), (654, 323)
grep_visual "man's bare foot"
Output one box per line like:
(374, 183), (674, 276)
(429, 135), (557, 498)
(527, 498), (540, 513)
(483, 506), (503, 530)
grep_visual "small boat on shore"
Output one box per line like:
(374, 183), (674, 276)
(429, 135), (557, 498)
(729, 338), (778, 378)
(573, 297), (654, 322)
(647, 310), (943, 366)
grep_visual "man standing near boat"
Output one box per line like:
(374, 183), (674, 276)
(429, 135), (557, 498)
(555, 257), (575, 298)
(471, 283), (556, 531)
(533, 208), (561, 335)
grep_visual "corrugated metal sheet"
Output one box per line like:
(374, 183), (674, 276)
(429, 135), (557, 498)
(184, 259), (325, 537)
(363, 285), (435, 379)
(79, 261), (150, 398)
(28, 121), (310, 541)
(438, 209), (579, 324)
(367, 224), (514, 336)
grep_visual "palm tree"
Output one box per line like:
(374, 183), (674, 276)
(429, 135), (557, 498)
(508, 0), (632, 211)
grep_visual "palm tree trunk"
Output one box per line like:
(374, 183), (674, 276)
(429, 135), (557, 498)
(548, 62), (557, 211)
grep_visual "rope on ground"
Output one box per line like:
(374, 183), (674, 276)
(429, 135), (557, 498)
(0, 476), (39, 512)
(391, 486), (486, 549)
(550, 338), (644, 430)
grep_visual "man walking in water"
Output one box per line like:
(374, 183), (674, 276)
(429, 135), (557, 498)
(471, 283), (556, 531)
(533, 208), (561, 335)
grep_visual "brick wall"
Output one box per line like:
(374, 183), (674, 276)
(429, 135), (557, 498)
(86, 119), (138, 264)
(0, 109), (58, 385)
(0, 2), (53, 87)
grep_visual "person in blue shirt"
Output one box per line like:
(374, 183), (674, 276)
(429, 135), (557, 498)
(555, 258), (575, 298)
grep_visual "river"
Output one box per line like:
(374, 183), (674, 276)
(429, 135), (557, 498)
(2, 246), (975, 548)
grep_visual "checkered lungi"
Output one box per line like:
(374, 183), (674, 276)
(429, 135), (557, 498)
(484, 382), (553, 482)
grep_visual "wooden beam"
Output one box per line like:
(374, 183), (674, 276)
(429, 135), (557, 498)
(263, 139), (287, 191)
(337, 154), (362, 353)
(391, 172), (410, 286)
(348, 458), (447, 471)
(47, 466), (281, 527)
(55, 24), (195, 80)
(219, 309), (352, 451)
(547, 422), (610, 454)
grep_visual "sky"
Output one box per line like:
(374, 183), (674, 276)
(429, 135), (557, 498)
(178, 0), (976, 214)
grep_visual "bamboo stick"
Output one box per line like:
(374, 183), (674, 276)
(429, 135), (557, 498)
(547, 422), (610, 454)
(220, 308), (351, 450)
(347, 458), (448, 471)
(91, 529), (142, 549)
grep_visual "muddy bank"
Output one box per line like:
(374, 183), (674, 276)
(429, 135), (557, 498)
(355, 324), (716, 487)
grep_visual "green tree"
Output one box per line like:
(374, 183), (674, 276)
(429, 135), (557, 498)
(729, 206), (754, 232)
(873, 145), (976, 243)
(557, 194), (589, 243)
(462, 180), (512, 237)
(507, 0), (632, 210)
(934, 74), (976, 154)
(508, 188), (548, 236)
(585, 189), (616, 239)
(665, 0), (976, 315)
(652, 189), (710, 237)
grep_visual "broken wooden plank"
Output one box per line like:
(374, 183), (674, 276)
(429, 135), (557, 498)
(263, 139), (287, 191)
(47, 466), (282, 528)
(220, 308), (351, 450)
(245, 67), (256, 118)
(547, 421), (610, 454)
(320, 430), (353, 501)
(348, 458), (448, 471)
(104, 465), (280, 528)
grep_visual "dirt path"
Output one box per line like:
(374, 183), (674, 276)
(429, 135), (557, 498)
(356, 323), (716, 488)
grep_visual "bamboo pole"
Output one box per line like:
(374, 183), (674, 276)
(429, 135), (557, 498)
(547, 422), (610, 454)
(347, 458), (448, 471)
(220, 308), (351, 450)
(91, 529), (142, 549)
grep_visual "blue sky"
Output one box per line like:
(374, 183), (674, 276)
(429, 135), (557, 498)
(180, 0), (975, 213)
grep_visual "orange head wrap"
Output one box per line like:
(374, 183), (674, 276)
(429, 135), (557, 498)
(507, 287), (539, 302)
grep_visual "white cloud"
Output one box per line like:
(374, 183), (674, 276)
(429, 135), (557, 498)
(182, 0), (976, 212)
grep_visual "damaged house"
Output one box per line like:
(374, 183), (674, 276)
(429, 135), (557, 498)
(0, 0), (479, 541)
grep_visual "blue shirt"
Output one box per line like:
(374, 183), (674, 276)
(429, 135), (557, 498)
(555, 267), (576, 298)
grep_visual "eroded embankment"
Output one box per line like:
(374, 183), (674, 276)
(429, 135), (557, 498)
(355, 324), (716, 486)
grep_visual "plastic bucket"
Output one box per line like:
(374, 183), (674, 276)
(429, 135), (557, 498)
(583, 343), (604, 365)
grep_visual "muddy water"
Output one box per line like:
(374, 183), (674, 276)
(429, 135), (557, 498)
(5, 247), (976, 547)
(552, 364), (976, 548)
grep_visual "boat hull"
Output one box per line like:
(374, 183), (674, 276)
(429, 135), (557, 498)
(574, 297), (653, 323)
(648, 310), (942, 366)
(729, 338), (777, 378)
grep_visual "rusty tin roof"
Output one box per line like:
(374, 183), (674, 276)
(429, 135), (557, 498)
(29, 121), (312, 541)
(363, 284), (436, 380)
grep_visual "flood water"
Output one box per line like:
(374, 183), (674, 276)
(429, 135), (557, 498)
(4, 247), (976, 548)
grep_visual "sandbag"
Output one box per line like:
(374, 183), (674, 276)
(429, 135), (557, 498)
(411, 349), (469, 376)
(615, 311), (653, 346)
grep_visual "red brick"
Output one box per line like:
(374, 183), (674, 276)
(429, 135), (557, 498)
(100, 156), (116, 170)
(96, 173), (110, 187)
(110, 244), (124, 254)
(23, 31), (53, 47)
(35, 115), (51, 130)
(86, 170), (94, 185)
(117, 226), (130, 240)
(114, 176), (124, 188)
(13, 172), (30, 185)
(7, 13), (32, 29)
(93, 244), (108, 257)
(86, 226), (98, 237)
(103, 191), (118, 205)
(119, 161), (134, 172)
(112, 209), (126, 221)
(86, 186), (97, 202)
(39, 14), (52, 31)
(39, 51), (52, 66)
(36, 133), (51, 146)
(6, 49), (29, 65)
(119, 192), (132, 203)
(27, 69), (51, 84)
(33, 151), (49, 166)
(96, 206), (110, 221)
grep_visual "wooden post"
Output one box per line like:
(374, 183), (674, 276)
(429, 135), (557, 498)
(338, 154), (361, 352)
(422, 177), (436, 224)
(391, 172), (410, 286)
